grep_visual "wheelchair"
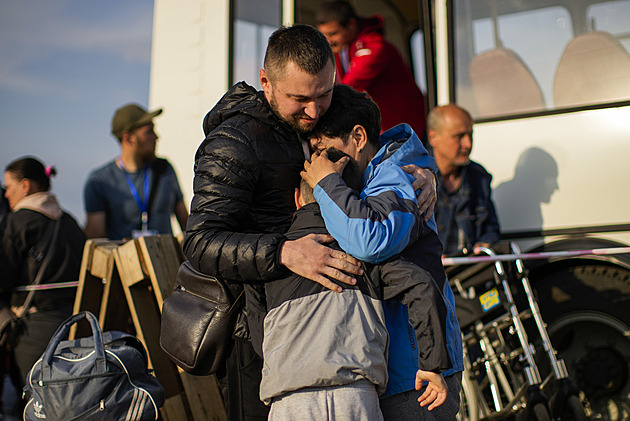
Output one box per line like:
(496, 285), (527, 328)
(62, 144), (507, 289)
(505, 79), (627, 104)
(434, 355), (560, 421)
(446, 242), (588, 421)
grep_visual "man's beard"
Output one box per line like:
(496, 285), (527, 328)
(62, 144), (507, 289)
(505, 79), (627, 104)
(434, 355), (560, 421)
(269, 96), (315, 134)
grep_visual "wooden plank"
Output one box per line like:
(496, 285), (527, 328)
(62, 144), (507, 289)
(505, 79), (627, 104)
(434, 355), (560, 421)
(70, 241), (99, 339)
(99, 264), (132, 334)
(71, 240), (129, 339)
(161, 393), (192, 421)
(114, 247), (187, 402)
(89, 241), (120, 279)
(116, 239), (146, 287)
(180, 373), (227, 421)
(138, 236), (183, 307)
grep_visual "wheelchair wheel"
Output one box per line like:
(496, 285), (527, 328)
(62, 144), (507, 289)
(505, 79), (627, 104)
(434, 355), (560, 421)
(532, 403), (552, 421)
(560, 395), (587, 421)
(457, 369), (479, 421)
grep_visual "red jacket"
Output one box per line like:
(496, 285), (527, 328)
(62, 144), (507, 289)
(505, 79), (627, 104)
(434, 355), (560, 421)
(336, 16), (427, 136)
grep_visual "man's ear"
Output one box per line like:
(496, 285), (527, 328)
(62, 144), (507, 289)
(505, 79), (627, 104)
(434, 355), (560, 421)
(294, 187), (303, 210)
(351, 125), (368, 151)
(427, 129), (438, 148)
(260, 69), (271, 95)
(121, 131), (134, 146)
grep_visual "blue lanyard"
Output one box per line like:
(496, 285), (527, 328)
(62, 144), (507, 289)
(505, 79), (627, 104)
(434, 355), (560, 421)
(118, 159), (150, 231)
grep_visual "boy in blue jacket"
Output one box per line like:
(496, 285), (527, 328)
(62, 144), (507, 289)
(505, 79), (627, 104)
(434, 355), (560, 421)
(302, 84), (464, 419)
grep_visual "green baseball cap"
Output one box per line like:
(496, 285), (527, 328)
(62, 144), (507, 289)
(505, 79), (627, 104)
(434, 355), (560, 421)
(111, 103), (163, 140)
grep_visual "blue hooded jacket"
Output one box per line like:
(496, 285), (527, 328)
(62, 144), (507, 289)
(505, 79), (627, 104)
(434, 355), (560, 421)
(313, 124), (464, 396)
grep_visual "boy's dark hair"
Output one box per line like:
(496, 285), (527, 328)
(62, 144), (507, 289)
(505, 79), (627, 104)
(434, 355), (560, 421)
(6, 156), (55, 192)
(300, 147), (363, 205)
(315, 1), (357, 27)
(264, 24), (334, 82)
(309, 84), (381, 150)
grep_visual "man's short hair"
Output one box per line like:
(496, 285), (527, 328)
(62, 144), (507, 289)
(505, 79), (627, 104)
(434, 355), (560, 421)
(300, 147), (362, 205)
(308, 84), (381, 150)
(264, 24), (334, 82)
(315, 1), (357, 27)
(427, 104), (472, 132)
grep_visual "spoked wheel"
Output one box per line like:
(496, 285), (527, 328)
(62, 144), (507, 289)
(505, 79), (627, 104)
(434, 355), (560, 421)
(457, 369), (480, 421)
(547, 312), (630, 420)
(559, 395), (587, 421)
(531, 403), (552, 421)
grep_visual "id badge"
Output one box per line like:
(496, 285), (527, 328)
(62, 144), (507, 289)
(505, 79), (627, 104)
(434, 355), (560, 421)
(132, 229), (159, 239)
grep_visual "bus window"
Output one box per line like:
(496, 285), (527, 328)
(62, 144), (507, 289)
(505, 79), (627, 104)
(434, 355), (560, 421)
(454, 1), (572, 119)
(454, 0), (630, 119)
(587, 1), (630, 51)
(411, 30), (428, 96)
(553, 0), (630, 108)
(233, 0), (281, 89)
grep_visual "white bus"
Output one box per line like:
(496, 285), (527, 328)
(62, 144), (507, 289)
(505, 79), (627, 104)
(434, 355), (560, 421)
(150, 0), (630, 418)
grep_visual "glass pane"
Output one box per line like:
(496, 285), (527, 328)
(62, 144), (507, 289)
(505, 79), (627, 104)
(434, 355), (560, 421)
(411, 30), (427, 96)
(233, 0), (281, 89)
(454, 0), (630, 119)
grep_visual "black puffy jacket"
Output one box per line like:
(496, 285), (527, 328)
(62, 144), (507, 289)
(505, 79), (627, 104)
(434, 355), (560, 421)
(183, 82), (306, 283)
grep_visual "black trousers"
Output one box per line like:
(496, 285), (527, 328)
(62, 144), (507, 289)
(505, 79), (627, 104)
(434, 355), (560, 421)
(218, 338), (269, 421)
(13, 307), (72, 387)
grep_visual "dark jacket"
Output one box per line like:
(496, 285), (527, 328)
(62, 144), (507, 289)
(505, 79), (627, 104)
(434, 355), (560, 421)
(184, 82), (304, 282)
(261, 203), (389, 403)
(436, 161), (501, 255)
(183, 82), (306, 344)
(0, 197), (85, 311)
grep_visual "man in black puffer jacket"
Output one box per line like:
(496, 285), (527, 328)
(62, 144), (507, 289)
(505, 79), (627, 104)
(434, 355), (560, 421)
(184, 24), (437, 421)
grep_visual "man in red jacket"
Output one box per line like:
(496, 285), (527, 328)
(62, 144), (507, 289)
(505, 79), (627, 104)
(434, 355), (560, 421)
(316, 0), (427, 136)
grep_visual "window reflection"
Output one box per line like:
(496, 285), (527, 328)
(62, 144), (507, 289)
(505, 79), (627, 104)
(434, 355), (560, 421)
(233, 0), (280, 89)
(454, 0), (630, 119)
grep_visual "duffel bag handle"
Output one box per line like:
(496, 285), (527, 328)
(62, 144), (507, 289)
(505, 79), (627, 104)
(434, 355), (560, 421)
(41, 311), (106, 379)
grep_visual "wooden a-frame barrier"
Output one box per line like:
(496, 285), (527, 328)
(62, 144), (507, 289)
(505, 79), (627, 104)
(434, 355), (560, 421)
(70, 236), (227, 421)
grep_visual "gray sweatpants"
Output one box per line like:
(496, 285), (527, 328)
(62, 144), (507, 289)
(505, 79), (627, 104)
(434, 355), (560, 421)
(269, 379), (384, 421)
(380, 372), (462, 420)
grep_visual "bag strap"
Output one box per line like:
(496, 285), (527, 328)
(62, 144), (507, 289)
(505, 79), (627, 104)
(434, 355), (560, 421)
(148, 158), (168, 218)
(17, 216), (62, 318)
(41, 311), (106, 379)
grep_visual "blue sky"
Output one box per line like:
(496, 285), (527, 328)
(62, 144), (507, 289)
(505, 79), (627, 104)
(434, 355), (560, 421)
(0, 0), (154, 226)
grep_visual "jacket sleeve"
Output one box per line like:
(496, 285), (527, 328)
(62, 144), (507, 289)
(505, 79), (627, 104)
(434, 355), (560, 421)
(183, 127), (287, 283)
(0, 215), (26, 292)
(379, 258), (452, 373)
(341, 32), (389, 92)
(313, 164), (422, 263)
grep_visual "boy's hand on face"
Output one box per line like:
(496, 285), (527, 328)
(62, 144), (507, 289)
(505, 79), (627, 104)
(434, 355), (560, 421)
(302, 149), (349, 188)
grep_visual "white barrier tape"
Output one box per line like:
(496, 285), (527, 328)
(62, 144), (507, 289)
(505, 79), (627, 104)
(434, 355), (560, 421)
(13, 281), (80, 292)
(441, 247), (630, 266)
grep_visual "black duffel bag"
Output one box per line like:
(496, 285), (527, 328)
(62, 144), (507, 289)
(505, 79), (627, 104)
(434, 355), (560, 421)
(160, 261), (245, 375)
(24, 311), (165, 421)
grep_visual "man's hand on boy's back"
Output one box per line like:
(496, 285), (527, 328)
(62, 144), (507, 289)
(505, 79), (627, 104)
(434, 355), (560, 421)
(402, 164), (437, 221)
(415, 369), (448, 410)
(280, 234), (361, 293)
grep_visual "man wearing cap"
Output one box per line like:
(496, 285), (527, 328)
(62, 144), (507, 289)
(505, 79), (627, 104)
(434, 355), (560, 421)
(83, 103), (188, 240)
